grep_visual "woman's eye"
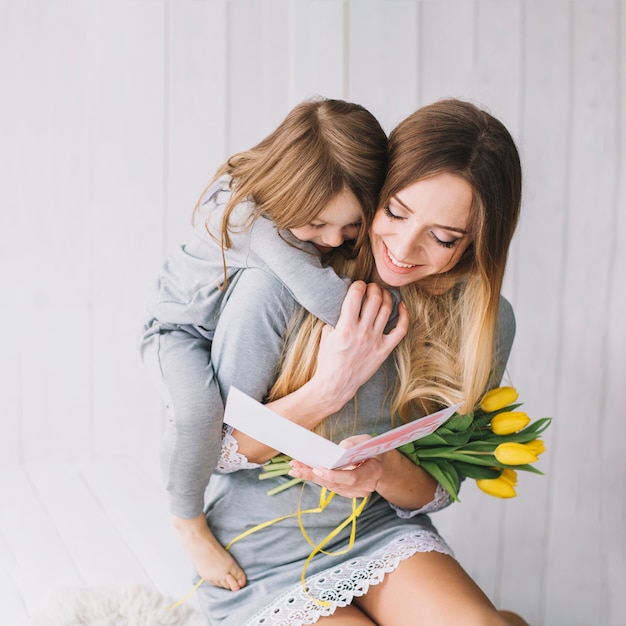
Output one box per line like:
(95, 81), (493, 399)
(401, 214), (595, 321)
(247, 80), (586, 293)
(384, 206), (404, 220)
(431, 232), (459, 249)
(310, 223), (325, 230)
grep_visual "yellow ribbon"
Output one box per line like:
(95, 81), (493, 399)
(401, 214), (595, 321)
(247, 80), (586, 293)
(168, 483), (368, 610)
(297, 490), (369, 607)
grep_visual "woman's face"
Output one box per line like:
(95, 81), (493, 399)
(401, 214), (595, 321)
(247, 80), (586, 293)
(370, 172), (474, 288)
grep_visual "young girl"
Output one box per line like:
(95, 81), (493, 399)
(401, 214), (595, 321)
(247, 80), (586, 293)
(139, 98), (388, 592)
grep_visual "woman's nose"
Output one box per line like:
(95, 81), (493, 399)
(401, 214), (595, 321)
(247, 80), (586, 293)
(392, 230), (422, 260)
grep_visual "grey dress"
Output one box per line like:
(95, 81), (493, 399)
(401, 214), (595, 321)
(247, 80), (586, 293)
(197, 268), (516, 626)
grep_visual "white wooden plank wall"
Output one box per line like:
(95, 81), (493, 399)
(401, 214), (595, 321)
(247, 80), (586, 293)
(0, 1), (624, 625)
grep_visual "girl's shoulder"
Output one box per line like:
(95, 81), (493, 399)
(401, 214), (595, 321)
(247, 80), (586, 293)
(193, 174), (256, 239)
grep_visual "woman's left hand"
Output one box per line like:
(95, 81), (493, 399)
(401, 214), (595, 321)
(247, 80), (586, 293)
(288, 435), (382, 498)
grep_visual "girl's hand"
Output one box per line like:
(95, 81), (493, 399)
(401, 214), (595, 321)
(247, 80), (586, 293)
(311, 281), (409, 408)
(288, 435), (383, 499)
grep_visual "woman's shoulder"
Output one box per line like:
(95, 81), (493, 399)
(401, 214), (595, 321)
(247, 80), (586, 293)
(225, 267), (301, 324)
(497, 295), (516, 338)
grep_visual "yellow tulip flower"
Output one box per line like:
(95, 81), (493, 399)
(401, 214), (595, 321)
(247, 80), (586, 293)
(499, 469), (518, 485)
(524, 439), (546, 457)
(494, 442), (539, 465)
(480, 386), (519, 412)
(490, 411), (531, 435)
(476, 469), (518, 498)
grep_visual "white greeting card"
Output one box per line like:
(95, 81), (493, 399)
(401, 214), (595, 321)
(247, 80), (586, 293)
(223, 386), (461, 469)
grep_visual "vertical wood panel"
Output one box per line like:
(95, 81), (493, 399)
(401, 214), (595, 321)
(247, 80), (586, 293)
(14, 0), (92, 464)
(473, 0), (523, 305)
(227, 0), (291, 155)
(600, 4), (626, 624)
(472, 0), (523, 131)
(544, 2), (619, 624)
(89, 0), (167, 456)
(166, 0), (229, 250)
(348, 0), (420, 132)
(500, 4), (572, 622)
(419, 0), (475, 103)
(0, 0), (25, 467)
(292, 0), (346, 103)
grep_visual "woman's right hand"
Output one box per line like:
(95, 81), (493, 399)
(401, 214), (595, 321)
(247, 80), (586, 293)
(311, 281), (409, 408)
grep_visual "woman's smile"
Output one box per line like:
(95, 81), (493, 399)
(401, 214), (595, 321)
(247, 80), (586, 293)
(384, 242), (420, 271)
(371, 172), (474, 288)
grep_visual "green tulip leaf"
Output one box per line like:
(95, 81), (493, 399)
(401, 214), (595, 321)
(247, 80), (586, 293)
(420, 459), (461, 502)
(410, 432), (450, 446)
(438, 430), (474, 446)
(397, 443), (421, 465)
(458, 441), (501, 452)
(445, 452), (500, 466)
(444, 412), (474, 432)
(452, 461), (502, 480)
(397, 442), (415, 454)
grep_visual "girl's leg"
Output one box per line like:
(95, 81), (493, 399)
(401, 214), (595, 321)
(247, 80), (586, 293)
(354, 551), (527, 626)
(317, 604), (378, 625)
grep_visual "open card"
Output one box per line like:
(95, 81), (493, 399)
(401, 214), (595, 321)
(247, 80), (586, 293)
(223, 386), (461, 469)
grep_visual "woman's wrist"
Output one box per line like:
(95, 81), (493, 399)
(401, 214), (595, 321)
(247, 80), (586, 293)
(376, 449), (438, 510)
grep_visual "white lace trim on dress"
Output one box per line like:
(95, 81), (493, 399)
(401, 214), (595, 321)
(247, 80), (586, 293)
(215, 424), (263, 473)
(389, 483), (451, 518)
(244, 529), (454, 626)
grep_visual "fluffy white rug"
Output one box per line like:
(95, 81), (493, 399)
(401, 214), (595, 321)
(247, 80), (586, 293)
(27, 584), (206, 626)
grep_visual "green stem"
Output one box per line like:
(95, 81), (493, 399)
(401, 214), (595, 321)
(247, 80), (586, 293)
(266, 477), (304, 496)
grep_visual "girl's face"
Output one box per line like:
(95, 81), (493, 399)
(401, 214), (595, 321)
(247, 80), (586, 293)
(370, 172), (474, 288)
(289, 188), (363, 254)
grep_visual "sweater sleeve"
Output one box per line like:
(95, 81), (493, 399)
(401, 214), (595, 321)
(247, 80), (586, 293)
(246, 216), (349, 327)
(151, 328), (225, 518)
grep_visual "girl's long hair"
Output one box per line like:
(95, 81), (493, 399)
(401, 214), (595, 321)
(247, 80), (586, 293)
(193, 97), (388, 286)
(269, 99), (522, 428)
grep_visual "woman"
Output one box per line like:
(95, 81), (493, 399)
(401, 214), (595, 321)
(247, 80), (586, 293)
(196, 99), (527, 625)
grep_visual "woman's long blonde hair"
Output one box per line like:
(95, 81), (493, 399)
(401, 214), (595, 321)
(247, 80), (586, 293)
(269, 99), (522, 426)
(193, 97), (388, 286)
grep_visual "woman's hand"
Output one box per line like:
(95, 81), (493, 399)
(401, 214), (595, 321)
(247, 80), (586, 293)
(310, 281), (409, 409)
(288, 433), (440, 509)
(288, 435), (383, 499)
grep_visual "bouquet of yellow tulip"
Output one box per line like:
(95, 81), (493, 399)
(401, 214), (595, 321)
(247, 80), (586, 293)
(397, 386), (551, 500)
(260, 386), (550, 501)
